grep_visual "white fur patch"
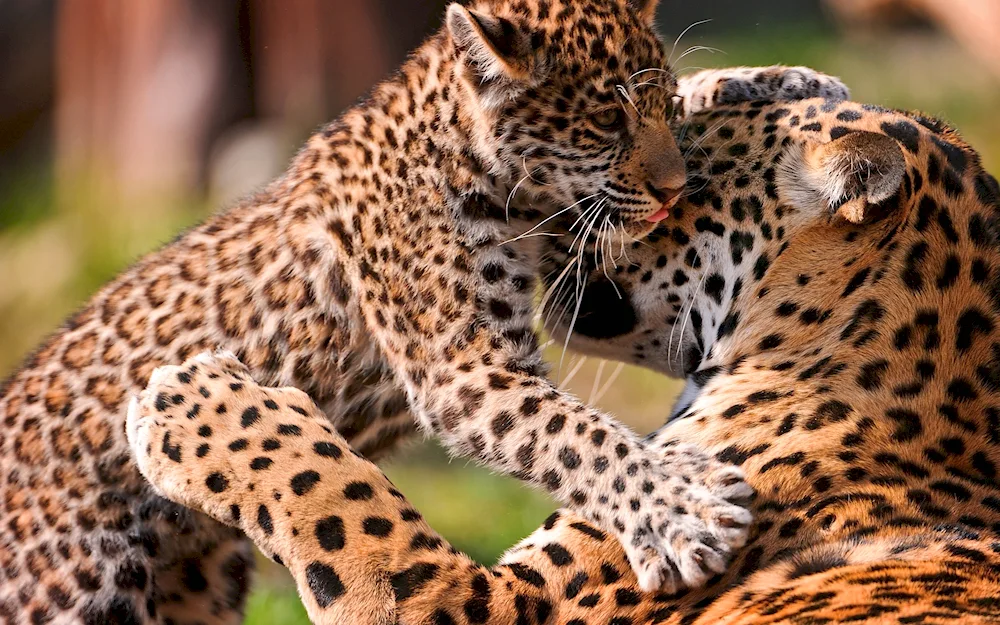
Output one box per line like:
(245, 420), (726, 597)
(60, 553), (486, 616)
(775, 142), (843, 215)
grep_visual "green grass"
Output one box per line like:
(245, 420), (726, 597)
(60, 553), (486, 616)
(244, 587), (310, 625)
(384, 447), (557, 563)
(0, 170), (56, 233)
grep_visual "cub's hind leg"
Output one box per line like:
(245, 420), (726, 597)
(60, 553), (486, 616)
(151, 522), (254, 625)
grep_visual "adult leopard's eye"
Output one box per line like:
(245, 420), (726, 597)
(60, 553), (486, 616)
(591, 107), (625, 131)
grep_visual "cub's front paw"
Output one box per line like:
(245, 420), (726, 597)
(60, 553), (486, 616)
(678, 65), (850, 116)
(616, 443), (754, 593)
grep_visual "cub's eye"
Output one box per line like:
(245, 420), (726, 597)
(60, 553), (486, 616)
(666, 95), (681, 121)
(591, 108), (625, 131)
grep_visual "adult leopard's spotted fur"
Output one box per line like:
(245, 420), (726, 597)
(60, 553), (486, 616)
(132, 96), (1000, 624)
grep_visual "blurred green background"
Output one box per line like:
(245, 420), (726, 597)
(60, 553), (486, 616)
(1, 1), (999, 622)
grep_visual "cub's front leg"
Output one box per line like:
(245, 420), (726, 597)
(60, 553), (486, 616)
(351, 230), (753, 592)
(407, 351), (753, 592)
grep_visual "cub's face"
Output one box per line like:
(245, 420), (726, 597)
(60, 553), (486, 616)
(541, 99), (990, 380)
(447, 0), (686, 238)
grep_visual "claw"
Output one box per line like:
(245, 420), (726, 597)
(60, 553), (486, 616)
(615, 445), (755, 593)
(147, 363), (175, 388)
(125, 395), (143, 448)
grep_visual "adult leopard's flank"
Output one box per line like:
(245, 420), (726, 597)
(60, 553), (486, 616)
(0, 0), (852, 620)
(133, 96), (1000, 624)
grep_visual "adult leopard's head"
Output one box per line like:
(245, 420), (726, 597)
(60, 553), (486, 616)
(541, 97), (1000, 392)
(446, 0), (685, 237)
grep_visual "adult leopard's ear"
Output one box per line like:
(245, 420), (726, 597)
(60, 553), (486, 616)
(777, 131), (906, 225)
(627, 0), (661, 25)
(446, 3), (546, 110)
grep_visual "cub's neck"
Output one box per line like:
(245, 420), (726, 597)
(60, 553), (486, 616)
(283, 32), (521, 228)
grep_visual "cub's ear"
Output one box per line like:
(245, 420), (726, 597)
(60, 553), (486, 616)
(777, 130), (906, 225)
(446, 3), (545, 109)
(627, 0), (661, 25)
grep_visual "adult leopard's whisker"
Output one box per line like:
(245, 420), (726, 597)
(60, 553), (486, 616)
(592, 362), (626, 405)
(589, 359), (607, 404)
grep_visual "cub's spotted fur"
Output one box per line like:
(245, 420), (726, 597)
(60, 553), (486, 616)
(134, 96), (1000, 624)
(0, 0), (850, 620)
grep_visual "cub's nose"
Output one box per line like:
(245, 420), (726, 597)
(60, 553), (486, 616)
(640, 130), (687, 203)
(645, 182), (684, 205)
(643, 182), (683, 223)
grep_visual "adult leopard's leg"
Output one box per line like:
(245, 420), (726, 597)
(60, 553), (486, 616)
(137, 352), (1000, 625)
(124, 355), (701, 625)
(127, 352), (560, 625)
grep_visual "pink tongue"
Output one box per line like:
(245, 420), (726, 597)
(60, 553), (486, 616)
(645, 207), (670, 223)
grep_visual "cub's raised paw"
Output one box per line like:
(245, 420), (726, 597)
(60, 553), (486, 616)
(126, 350), (346, 531)
(618, 443), (754, 593)
(678, 65), (850, 116)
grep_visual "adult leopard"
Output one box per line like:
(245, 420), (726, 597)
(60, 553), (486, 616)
(0, 0), (849, 621)
(130, 96), (1000, 624)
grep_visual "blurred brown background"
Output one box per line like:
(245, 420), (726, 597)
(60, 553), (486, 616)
(1, 1), (998, 621)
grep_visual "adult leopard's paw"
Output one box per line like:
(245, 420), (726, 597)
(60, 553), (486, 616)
(128, 351), (401, 625)
(126, 350), (340, 530)
(617, 443), (754, 593)
(127, 351), (260, 525)
(678, 65), (850, 116)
